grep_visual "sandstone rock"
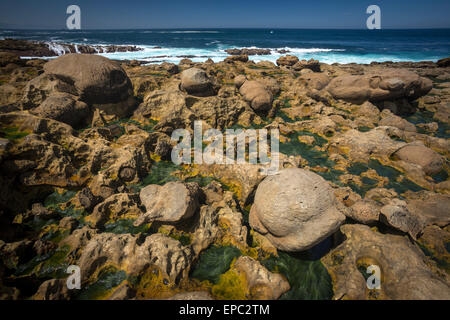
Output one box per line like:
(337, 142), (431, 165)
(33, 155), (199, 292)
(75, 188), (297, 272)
(347, 200), (381, 224)
(393, 144), (443, 176)
(276, 55), (299, 67)
(329, 126), (405, 161)
(379, 110), (417, 132)
(33, 279), (71, 300)
(78, 233), (193, 284)
(239, 80), (273, 112)
(234, 256), (290, 299)
(249, 168), (346, 251)
(31, 93), (89, 128)
(225, 55), (249, 63)
(380, 199), (424, 239)
(88, 193), (142, 228)
(292, 59), (320, 72)
(180, 67), (215, 96)
(322, 224), (450, 300)
(325, 68), (432, 104)
(135, 182), (201, 225)
(43, 54), (135, 117)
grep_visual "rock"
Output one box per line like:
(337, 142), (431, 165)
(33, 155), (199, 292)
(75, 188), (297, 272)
(58, 217), (78, 231)
(43, 54), (135, 117)
(379, 111), (417, 132)
(234, 75), (247, 88)
(33, 279), (71, 300)
(393, 144), (443, 175)
(225, 48), (271, 56)
(322, 224), (450, 300)
(276, 55), (299, 67)
(325, 68), (432, 104)
(437, 57), (450, 67)
(239, 80), (273, 112)
(31, 93), (89, 128)
(0, 52), (23, 67)
(347, 200), (381, 224)
(108, 283), (136, 300)
(292, 59), (321, 72)
(135, 182), (201, 225)
(87, 193), (142, 228)
(379, 199), (424, 239)
(168, 291), (214, 300)
(32, 239), (57, 256)
(234, 256), (290, 299)
(180, 67), (215, 96)
(225, 55), (248, 63)
(249, 168), (346, 251)
(77, 187), (102, 212)
(329, 126), (406, 162)
(78, 233), (193, 284)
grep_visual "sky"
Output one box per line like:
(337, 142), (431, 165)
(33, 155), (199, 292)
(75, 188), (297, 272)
(0, 0), (449, 29)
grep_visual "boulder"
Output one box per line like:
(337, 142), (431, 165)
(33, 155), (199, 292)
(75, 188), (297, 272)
(239, 80), (273, 112)
(249, 168), (346, 251)
(42, 54), (135, 117)
(276, 55), (299, 67)
(224, 55), (249, 63)
(325, 68), (432, 104)
(393, 144), (443, 175)
(180, 67), (215, 96)
(135, 182), (201, 225)
(31, 93), (89, 127)
(292, 59), (321, 72)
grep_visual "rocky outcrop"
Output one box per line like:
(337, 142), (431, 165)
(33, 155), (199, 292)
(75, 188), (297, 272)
(0, 39), (142, 57)
(135, 182), (201, 225)
(322, 224), (450, 300)
(276, 55), (299, 67)
(325, 68), (433, 104)
(225, 48), (271, 56)
(249, 168), (346, 251)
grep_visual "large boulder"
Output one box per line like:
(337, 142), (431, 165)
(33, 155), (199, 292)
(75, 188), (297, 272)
(180, 67), (215, 96)
(393, 144), (443, 175)
(135, 182), (201, 225)
(239, 80), (273, 113)
(325, 68), (432, 104)
(249, 168), (346, 251)
(42, 54), (135, 117)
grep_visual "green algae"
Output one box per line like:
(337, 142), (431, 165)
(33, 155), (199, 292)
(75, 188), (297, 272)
(13, 245), (70, 279)
(0, 126), (29, 141)
(103, 219), (151, 234)
(131, 161), (181, 191)
(43, 190), (77, 210)
(432, 169), (449, 183)
(191, 245), (241, 284)
(261, 251), (333, 300)
(76, 266), (127, 300)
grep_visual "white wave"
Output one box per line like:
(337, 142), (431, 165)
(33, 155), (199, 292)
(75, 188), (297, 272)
(46, 42), (70, 56)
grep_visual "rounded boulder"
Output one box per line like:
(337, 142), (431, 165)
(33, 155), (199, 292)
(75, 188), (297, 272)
(249, 168), (345, 251)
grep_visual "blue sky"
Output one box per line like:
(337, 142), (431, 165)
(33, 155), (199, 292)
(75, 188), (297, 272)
(0, 0), (449, 29)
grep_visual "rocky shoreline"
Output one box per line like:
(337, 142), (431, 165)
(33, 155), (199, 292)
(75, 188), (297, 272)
(0, 39), (143, 57)
(0, 49), (449, 300)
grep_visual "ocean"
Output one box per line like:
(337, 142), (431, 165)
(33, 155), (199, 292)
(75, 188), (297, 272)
(1, 28), (450, 64)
